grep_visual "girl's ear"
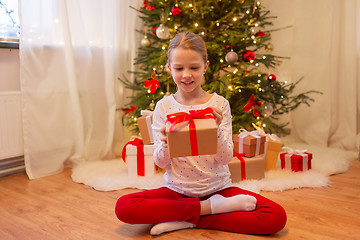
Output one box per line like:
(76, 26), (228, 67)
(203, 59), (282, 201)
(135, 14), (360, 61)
(204, 60), (210, 74)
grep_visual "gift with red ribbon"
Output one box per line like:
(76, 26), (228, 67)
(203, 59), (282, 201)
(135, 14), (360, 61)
(280, 148), (312, 172)
(228, 153), (265, 182)
(166, 107), (218, 158)
(122, 138), (155, 177)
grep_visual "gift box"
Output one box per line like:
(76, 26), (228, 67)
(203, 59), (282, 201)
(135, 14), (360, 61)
(233, 129), (266, 157)
(263, 137), (282, 171)
(166, 108), (218, 158)
(122, 138), (155, 177)
(280, 151), (312, 172)
(137, 110), (153, 145)
(228, 154), (265, 182)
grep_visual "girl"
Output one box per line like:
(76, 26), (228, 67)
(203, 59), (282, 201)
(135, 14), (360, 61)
(115, 32), (287, 235)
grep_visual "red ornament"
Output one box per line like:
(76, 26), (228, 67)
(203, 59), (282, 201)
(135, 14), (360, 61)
(244, 94), (261, 117)
(255, 31), (266, 37)
(268, 74), (277, 81)
(152, 26), (157, 35)
(171, 6), (182, 16)
(243, 50), (256, 62)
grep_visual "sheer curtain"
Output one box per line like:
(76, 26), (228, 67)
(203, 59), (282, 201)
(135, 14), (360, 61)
(19, 0), (141, 179)
(264, 0), (360, 152)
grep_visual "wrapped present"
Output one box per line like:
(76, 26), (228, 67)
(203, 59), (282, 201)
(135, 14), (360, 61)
(263, 134), (282, 171)
(122, 138), (155, 177)
(280, 148), (312, 172)
(250, 124), (282, 171)
(138, 110), (153, 145)
(228, 153), (265, 182)
(166, 107), (218, 158)
(233, 129), (266, 157)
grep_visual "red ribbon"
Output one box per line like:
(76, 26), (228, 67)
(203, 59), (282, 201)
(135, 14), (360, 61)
(233, 152), (246, 180)
(244, 94), (261, 117)
(166, 107), (215, 156)
(144, 77), (160, 94)
(122, 138), (145, 176)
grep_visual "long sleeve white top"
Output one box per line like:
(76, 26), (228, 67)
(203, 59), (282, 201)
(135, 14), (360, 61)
(152, 93), (234, 197)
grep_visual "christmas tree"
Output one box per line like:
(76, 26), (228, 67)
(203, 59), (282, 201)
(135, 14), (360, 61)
(120, 0), (319, 135)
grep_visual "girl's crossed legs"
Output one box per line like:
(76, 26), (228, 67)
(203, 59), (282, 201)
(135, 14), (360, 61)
(115, 186), (286, 235)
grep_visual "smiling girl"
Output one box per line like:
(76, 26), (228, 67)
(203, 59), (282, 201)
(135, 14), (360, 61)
(115, 32), (287, 236)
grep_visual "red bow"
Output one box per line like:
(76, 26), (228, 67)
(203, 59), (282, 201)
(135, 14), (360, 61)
(244, 94), (261, 117)
(166, 107), (215, 156)
(121, 106), (136, 114)
(144, 78), (160, 94)
(122, 138), (145, 176)
(233, 152), (246, 180)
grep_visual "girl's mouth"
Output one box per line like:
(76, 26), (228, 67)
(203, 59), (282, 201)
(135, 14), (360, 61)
(182, 81), (194, 85)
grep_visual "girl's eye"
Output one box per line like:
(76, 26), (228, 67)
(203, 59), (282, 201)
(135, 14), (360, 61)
(175, 68), (183, 71)
(191, 67), (200, 70)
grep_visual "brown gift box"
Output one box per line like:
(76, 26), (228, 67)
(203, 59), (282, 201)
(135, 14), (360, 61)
(228, 155), (265, 182)
(138, 114), (153, 145)
(233, 133), (266, 157)
(166, 118), (218, 158)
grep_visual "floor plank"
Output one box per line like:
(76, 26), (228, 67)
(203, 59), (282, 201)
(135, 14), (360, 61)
(0, 160), (359, 240)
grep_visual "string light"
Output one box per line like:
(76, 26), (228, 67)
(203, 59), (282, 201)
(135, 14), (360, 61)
(257, 80), (261, 83)
(220, 59), (224, 63)
(194, 22), (199, 27)
(233, 17), (237, 21)
(262, 56), (266, 59)
(216, 22), (220, 26)
(263, 123), (266, 127)
(238, 89), (242, 93)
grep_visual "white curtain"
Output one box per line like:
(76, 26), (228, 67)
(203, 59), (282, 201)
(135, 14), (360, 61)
(264, 0), (360, 152)
(19, 0), (141, 179)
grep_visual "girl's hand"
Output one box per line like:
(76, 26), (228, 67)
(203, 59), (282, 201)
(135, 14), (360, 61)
(211, 107), (223, 126)
(160, 127), (168, 148)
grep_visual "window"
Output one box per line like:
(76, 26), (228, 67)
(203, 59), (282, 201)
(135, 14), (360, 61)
(0, 0), (20, 48)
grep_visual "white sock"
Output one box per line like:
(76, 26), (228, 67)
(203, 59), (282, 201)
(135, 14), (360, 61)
(150, 221), (194, 235)
(209, 194), (257, 214)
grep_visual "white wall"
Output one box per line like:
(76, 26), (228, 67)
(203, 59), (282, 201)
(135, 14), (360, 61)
(0, 48), (20, 92)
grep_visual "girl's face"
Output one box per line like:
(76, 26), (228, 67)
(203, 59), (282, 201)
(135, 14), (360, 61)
(168, 48), (209, 94)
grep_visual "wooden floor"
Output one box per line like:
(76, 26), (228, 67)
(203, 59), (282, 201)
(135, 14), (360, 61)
(1, 160), (359, 240)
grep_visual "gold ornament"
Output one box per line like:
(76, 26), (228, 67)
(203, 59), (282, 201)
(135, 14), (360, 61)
(141, 35), (151, 47)
(149, 100), (155, 110)
(265, 43), (274, 53)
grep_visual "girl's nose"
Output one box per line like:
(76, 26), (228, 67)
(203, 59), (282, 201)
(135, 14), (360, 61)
(183, 69), (191, 79)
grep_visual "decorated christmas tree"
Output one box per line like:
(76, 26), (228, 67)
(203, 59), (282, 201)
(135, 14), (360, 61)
(120, 0), (319, 135)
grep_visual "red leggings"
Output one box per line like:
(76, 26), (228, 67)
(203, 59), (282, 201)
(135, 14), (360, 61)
(115, 186), (287, 235)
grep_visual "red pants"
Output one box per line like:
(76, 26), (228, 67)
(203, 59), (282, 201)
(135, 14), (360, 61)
(115, 186), (287, 235)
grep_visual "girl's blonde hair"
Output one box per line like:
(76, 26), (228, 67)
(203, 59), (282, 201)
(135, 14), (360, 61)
(167, 32), (208, 64)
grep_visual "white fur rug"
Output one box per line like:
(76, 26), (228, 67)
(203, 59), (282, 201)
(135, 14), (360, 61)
(71, 136), (357, 193)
